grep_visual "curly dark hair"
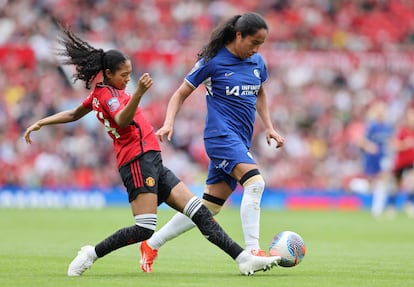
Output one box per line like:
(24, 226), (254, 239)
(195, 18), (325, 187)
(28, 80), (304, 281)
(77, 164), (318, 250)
(56, 28), (128, 89)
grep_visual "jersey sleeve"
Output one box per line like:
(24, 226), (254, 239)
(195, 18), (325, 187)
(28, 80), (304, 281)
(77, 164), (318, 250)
(185, 58), (214, 88)
(100, 88), (125, 119)
(81, 92), (94, 109)
(257, 54), (268, 83)
(365, 122), (373, 138)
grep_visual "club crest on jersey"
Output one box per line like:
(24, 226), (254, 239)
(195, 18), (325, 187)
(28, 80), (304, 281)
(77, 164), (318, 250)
(145, 177), (156, 187)
(253, 69), (260, 79)
(107, 97), (120, 112)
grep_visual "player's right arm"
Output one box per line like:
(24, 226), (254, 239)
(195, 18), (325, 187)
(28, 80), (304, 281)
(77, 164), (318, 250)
(156, 59), (209, 142)
(24, 104), (91, 144)
(155, 82), (193, 142)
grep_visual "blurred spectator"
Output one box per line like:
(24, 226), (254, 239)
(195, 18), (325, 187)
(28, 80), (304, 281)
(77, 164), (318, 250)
(1, 0), (414, 190)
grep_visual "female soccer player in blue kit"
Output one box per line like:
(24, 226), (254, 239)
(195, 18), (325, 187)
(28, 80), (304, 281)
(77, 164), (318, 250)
(24, 28), (280, 276)
(358, 101), (394, 217)
(140, 12), (285, 272)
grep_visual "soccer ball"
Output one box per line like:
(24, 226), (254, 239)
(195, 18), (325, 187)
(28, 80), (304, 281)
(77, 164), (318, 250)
(269, 231), (306, 267)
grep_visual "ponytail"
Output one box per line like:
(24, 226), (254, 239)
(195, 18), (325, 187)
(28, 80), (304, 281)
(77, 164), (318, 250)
(197, 15), (241, 62)
(197, 12), (268, 63)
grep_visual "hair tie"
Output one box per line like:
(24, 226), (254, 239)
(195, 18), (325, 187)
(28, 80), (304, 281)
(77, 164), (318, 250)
(234, 15), (242, 26)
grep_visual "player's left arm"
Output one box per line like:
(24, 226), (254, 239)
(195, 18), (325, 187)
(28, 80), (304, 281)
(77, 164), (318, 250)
(256, 85), (284, 148)
(114, 73), (152, 128)
(24, 104), (91, 144)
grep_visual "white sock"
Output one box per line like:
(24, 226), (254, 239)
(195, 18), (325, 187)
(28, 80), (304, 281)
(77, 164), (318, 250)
(240, 179), (264, 252)
(182, 196), (202, 218)
(371, 181), (388, 217)
(147, 212), (196, 250)
(89, 247), (98, 260)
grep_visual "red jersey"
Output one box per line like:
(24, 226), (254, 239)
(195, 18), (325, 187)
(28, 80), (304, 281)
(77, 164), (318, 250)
(82, 83), (160, 167)
(393, 126), (414, 171)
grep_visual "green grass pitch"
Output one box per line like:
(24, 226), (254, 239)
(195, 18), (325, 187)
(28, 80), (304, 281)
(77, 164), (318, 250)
(1, 207), (413, 287)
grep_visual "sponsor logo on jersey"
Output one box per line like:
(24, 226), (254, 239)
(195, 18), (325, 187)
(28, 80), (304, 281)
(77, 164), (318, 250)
(227, 85), (261, 96)
(226, 86), (240, 96)
(107, 97), (120, 112)
(224, 72), (234, 77)
(92, 97), (100, 108)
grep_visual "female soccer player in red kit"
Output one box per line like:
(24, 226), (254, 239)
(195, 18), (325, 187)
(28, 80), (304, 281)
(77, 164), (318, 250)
(24, 28), (280, 276)
(387, 105), (414, 217)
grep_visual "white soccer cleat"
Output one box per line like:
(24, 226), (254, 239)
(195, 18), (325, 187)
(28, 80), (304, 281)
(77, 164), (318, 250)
(238, 254), (281, 276)
(67, 245), (97, 276)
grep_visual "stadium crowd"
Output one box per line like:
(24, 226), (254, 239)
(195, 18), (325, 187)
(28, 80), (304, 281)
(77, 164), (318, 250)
(1, 0), (414, 191)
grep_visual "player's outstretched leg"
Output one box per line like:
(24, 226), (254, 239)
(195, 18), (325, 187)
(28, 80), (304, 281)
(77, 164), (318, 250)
(67, 245), (98, 276)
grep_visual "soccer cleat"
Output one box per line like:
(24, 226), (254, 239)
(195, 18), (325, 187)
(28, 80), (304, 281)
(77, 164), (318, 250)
(250, 249), (267, 257)
(67, 245), (97, 276)
(140, 240), (158, 273)
(238, 254), (281, 276)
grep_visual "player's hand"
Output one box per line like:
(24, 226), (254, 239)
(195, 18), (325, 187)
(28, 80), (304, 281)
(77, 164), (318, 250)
(155, 124), (173, 143)
(266, 128), (285, 149)
(24, 122), (41, 144)
(137, 73), (153, 94)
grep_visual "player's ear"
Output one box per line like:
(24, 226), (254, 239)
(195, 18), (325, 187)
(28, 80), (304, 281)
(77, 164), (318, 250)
(235, 31), (242, 40)
(103, 68), (113, 80)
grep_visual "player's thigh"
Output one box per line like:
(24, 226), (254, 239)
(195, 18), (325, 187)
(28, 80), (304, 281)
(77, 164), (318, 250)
(130, 192), (158, 216)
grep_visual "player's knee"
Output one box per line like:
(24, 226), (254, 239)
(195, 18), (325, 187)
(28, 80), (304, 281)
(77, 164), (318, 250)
(240, 170), (265, 197)
(134, 213), (157, 241)
(202, 193), (225, 215)
(201, 198), (222, 215)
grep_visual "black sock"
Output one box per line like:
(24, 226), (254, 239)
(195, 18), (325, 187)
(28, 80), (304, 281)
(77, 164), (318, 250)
(191, 204), (244, 260)
(95, 225), (154, 258)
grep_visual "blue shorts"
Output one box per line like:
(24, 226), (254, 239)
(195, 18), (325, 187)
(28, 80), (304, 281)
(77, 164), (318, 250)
(363, 154), (383, 176)
(204, 135), (256, 191)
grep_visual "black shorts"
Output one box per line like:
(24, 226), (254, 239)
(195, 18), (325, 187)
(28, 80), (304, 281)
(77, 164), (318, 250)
(119, 151), (181, 205)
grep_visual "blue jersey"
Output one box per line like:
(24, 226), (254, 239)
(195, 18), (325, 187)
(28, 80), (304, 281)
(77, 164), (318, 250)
(362, 120), (393, 176)
(185, 47), (268, 148)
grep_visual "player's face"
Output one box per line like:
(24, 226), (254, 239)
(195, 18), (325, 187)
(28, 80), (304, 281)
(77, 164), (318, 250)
(234, 28), (267, 59)
(106, 60), (132, 90)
